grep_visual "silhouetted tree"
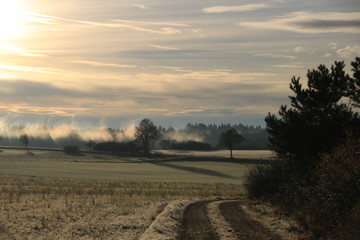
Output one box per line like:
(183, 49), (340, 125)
(19, 134), (30, 150)
(134, 118), (161, 154)
(219, 128), (244, 158)
(265, 58), (359, 171)
(350, 57), (360, 107)
(85, 140), (96, 151)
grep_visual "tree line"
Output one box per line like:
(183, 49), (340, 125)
(0, 121), (263, 156)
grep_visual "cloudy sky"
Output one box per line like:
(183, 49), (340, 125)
(0, 0), (359, 128)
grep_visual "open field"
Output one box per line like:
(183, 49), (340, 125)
(0, 149), (273, 239)
(0, 149), (273, 184)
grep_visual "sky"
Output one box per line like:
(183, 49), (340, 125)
(0, 0), (359, 128)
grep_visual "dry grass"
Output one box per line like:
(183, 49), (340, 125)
(0, 175), (243, 239)
(0, 149), (259, 239)
(242, 200), (304, 240)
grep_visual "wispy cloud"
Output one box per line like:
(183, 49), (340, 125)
(0, 45), (65, 57)
(203, 4), (270, 13)
(134, 4), (148, 9)
(255, 53), (297, 60)
(21, 11), (59, 24)
(293, 46), (314, 54)
(112, 20), (189, 27)
(272, 64), (304, 68)
(165, 109), (204, 116)
(0, 104), (87, 116)
(150, 45), (180, 50)
(70, 60), (136, 68)
(75, 20), (183, 35)
(328, 42), (338, 49)
(0, 64), (59, 74)
(336, 45), (360, 58)
(149, 66), (191, 73)
(239, 11), (360, 33)
(0, 45), (45, 57)
(23, 11), (184, 35)
(293, 46), (306, 53)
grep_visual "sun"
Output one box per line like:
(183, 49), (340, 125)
(0, 0), (25, 41)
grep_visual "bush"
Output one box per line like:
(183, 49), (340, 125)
(163, 140), (213, 151)
(63, 145), (80, 154)
(94, 141), (138, 153)
(244, 161), (286, 200)
(246, 136), (360, 239)
(301, 137), (360, 238)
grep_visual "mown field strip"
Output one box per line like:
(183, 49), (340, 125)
(0, 160), (252, 184)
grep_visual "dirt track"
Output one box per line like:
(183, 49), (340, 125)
(177, 200), (219, 240)
(177, 200), (282, 240)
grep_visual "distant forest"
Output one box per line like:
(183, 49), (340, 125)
(0, 123), (269, 150)
(159, 123), (268, 150)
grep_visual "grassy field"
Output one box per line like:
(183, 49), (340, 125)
(0, 149), (272, 184)
(0, 149), (272, 239)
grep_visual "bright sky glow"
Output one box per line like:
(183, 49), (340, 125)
(0, 0), (359, 127)
(0, 0), (25, 41)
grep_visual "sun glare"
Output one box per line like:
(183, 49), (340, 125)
(0, 0), (25, 41)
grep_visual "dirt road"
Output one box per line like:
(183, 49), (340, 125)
(177, 200), (282, 240)
(177, 200), (219, 240)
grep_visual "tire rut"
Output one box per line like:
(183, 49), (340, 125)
(177, 200), (219, 240)
(219, 201), (282, 240)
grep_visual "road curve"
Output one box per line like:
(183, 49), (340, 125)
(219, 201), (282, 240)
(177, 200), (282, 240)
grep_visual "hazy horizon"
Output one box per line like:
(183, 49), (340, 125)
(0, 0), (359, 128)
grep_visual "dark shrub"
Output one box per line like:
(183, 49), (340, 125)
(170, 140), (213, 151)
(301, 136), (360, 238)
(63, 145), (80, 154)
(244, 160), (286, 199)
(94, 141), (138, 153)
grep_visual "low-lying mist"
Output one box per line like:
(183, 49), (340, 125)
(0, 120), (269, 150)
(0, 120), (136, 148)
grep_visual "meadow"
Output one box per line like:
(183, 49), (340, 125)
(0, 149), (272, 239)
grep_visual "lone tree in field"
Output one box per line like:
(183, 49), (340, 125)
(219, 128), (244, 158)
(19, 134), (30, 150)
(266, 58), (360, 171)
(134, 118), (161, 154)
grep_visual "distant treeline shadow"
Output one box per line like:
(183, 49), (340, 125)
(145, 156), (272, 165)
(149, 160), (235, 179)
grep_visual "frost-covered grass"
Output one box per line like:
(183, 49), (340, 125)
(0, 176), (243, 239)
(0, 149), (266, 239)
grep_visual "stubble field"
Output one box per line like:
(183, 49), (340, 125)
(0, 149), (272, 239)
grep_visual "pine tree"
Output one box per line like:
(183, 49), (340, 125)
(265, 58), (359, 170)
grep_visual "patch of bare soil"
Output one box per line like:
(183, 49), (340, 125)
(177, 200), (219, 240)
(219, 200), (282, 240)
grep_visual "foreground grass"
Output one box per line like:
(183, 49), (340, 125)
(0, 149), (269, 239)
(0, 176), (243, 239)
